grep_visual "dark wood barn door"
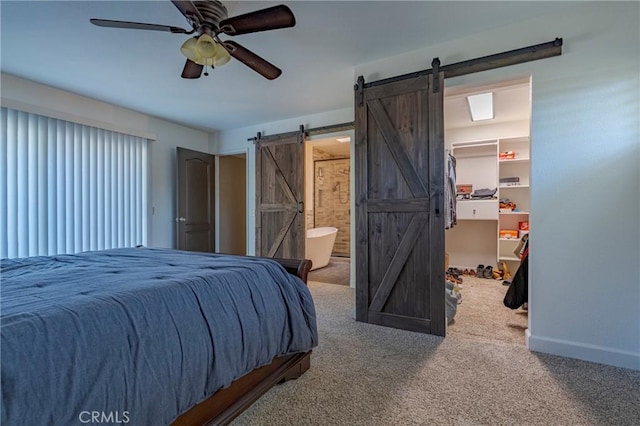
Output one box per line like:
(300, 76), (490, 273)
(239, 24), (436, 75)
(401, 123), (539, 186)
(255, 130), (305, 259)
(176, 147), (215, 252)
(355, 73), (446, 336)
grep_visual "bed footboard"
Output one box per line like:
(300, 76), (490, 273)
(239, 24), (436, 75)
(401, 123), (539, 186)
(171, 351), (312, 426)
(268, 257), (312, 284)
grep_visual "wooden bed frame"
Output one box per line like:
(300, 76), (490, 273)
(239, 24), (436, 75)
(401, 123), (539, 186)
(171, 257), (313, 426)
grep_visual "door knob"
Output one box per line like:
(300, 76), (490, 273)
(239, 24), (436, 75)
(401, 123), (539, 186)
(176, 217), (186, 222)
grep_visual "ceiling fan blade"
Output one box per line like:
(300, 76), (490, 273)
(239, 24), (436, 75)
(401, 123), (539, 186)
(181, 59), (203, 79)
(90, 19), (190, 34)
(219, 5), (295, 36)
(222, 40), (282, 80)
(171, 0), (204, 23)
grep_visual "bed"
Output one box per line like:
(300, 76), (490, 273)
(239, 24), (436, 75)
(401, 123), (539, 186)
(1, 247), (318, 425)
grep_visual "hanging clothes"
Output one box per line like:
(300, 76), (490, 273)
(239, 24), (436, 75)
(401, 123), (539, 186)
(445, 151), (457, 229)
(503, 236), (529, 309)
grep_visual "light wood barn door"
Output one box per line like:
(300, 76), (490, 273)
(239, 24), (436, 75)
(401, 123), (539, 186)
(355, 73), (446, 336)
(255, 131), (305, 259)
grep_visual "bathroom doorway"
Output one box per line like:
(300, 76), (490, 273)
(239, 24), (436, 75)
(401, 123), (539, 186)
(304, 131), (355, 287)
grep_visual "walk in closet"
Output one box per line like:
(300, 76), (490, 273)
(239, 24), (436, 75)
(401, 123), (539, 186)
(445, 77), (531, 275)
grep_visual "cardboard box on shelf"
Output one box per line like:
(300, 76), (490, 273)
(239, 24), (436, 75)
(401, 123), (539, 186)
(500, 230), (519, 239)
(499, 151), (516, 160)
(518, 221), (529, 230)
(456, 184), (473, 194)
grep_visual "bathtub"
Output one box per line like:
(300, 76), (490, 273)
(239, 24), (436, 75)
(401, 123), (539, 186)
(306, 227), (338, 270)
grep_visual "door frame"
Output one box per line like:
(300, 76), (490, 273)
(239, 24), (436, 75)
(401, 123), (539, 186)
(214, 147), (251, 254)
(216, 152), (248, 255)
(304, 128), (356, 287)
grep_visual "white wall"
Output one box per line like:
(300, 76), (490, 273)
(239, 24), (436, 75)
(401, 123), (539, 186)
(1, 74), (211, 249)
(354, 2), (639, 370)
(146, 118), (210, 247)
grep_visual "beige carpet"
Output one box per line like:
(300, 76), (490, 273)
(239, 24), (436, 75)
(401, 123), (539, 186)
(233, 281), (640, 426)
(447, 275), (528, 345)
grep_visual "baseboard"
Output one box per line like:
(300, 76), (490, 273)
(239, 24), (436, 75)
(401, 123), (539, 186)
(526, 330), (640, 371)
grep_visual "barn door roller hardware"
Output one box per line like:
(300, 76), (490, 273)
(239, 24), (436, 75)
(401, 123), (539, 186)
(354, 76), (365, 107)
(356, 37), (563, 97)
(431, 57), (440, 93)
(247, 122), (354, 143)
(249, 125), (304, 147)
(251, 131), (262, 148)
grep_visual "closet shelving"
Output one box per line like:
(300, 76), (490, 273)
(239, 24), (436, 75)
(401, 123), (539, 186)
(449, 136), (530, 269)
(497, 137), (530, 269)
(450, 139), (498, 223)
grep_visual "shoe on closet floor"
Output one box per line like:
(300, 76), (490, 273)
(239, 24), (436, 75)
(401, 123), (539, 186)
(446, 267), (462, 280)
(483, 265), (493, 279)
(476, 265), (484, 277)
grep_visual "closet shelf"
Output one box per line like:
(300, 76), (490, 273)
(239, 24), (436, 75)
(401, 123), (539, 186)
(499, 256), (521, 262)
(451, 141), (497, 149)
(499, 211), (529, 215)
(499, 184), (530, 189)
(458, 199), (498, 203)
(499, 158), (530, 164)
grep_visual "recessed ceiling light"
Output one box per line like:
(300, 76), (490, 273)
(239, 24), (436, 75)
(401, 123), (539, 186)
(336, 137), (351, 143)
(467, 92), (494, 121)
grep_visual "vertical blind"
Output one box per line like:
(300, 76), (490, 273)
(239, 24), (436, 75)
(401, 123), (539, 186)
(1, 107), (148, 259)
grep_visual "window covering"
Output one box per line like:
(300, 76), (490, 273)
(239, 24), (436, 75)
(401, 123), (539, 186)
(1, 107), (148, 258)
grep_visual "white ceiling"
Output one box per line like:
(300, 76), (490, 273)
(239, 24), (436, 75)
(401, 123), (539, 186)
(1, 1), (573, 132)
(445, 79), (531, 130)
(310, 136), (352, 157)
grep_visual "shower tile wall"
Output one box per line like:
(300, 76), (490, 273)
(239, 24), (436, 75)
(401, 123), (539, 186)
(314, 156), (350, 257)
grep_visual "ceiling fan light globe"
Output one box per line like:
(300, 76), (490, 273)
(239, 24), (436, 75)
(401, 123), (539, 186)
(180, 37), (200, 61)
(213, 47), (231, 67)
(194, 56), (214, 67)
(196, 34), (218, 58)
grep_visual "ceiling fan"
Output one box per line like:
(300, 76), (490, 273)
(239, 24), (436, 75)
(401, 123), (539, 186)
(90, 0), (295, 80)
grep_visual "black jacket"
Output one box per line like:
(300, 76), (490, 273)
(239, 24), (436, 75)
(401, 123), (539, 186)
(503, 246), (529, 309)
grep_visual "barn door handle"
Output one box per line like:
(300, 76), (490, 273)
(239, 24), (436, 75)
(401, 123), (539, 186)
(434, 194), (441, 217)
(297, 201), (304, 214)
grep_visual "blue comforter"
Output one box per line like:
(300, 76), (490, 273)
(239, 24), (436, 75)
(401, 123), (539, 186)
(1, 248), (318, 425)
